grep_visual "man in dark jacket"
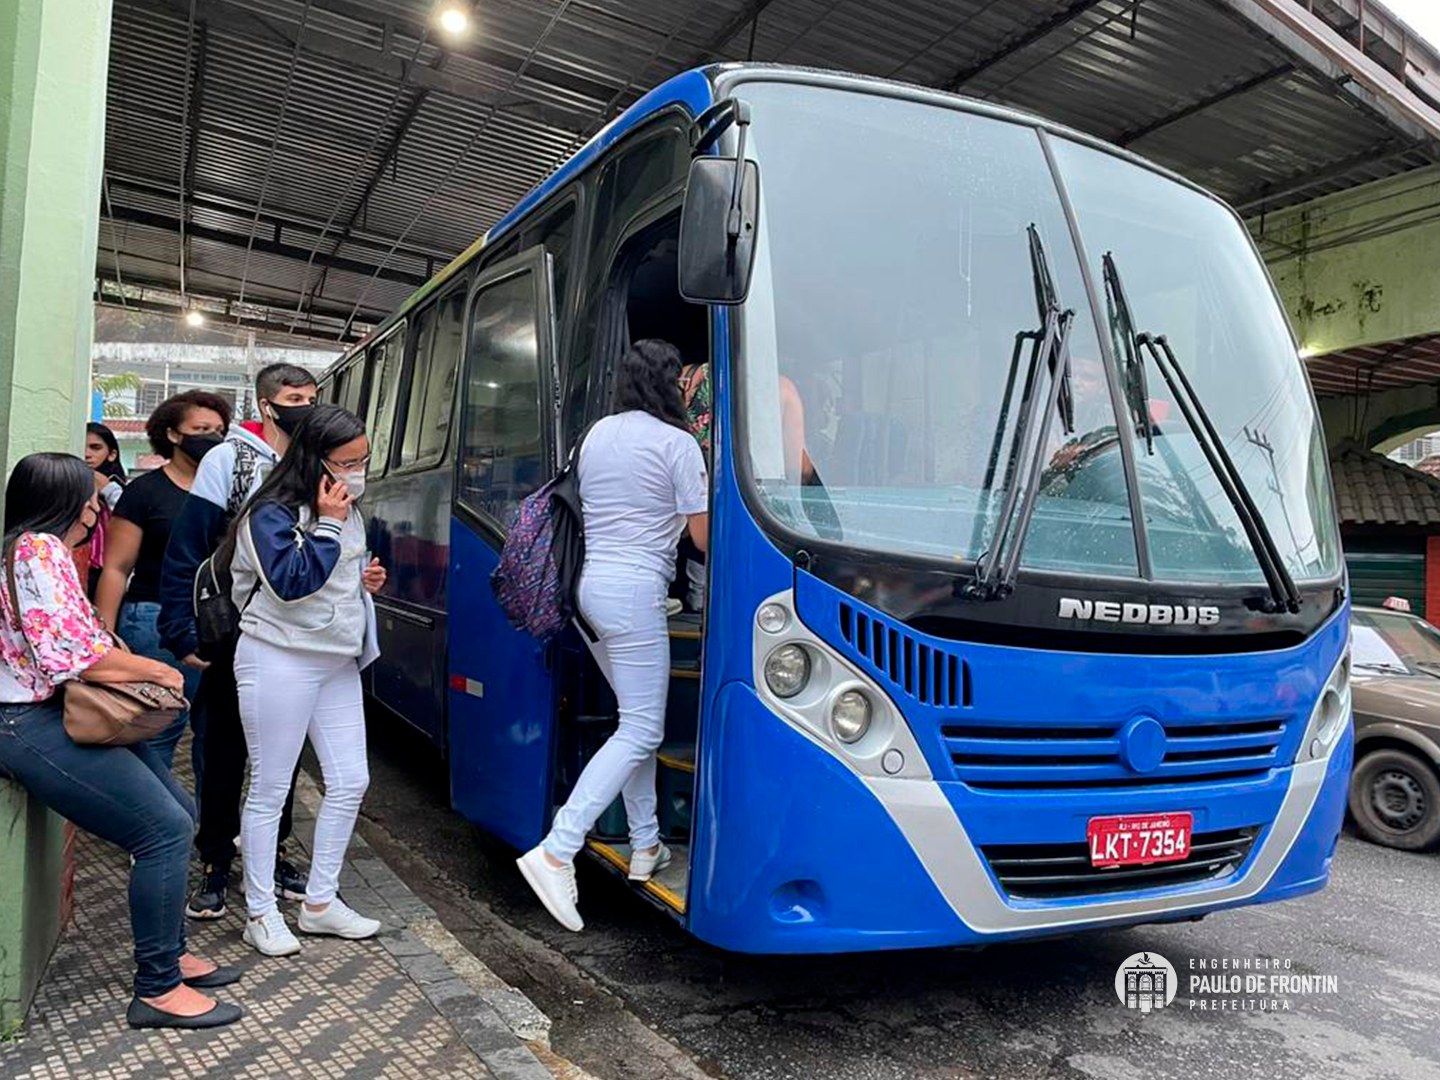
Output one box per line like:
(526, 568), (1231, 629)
(159, 361), (319, 918)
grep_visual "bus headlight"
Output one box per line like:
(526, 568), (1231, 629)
(1302, 651), (1351, 760)
(831, 689), (872, 743)
(764, 644), (811, 699)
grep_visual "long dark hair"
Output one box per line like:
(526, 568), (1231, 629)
(4, 453), (94, 604)
(86, 422), (126, 481)
(223, 403), (365, 551)
(613, 339), (690, 433)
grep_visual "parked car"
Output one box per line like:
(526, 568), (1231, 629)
(1349, 605), (1440, 851)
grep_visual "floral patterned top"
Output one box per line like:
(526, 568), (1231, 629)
(0, 533), (111, 703)
(681, 362), (712, 459)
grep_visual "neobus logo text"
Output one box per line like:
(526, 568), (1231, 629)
(1057, 598), (1221, 627)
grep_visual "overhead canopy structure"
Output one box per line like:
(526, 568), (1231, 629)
(99, 0), (1440, 344)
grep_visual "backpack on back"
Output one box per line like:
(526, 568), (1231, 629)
(193, 440), (264, 660)
(491, 441), (590, 644)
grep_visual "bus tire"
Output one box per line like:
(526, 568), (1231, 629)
(1348, 748), (1440, 852)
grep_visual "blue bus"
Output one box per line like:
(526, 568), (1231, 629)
(321, 65), (1352, 953)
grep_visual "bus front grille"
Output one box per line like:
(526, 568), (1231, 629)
(980, 828), (1258, 900)
(943, 715), (1289, 789)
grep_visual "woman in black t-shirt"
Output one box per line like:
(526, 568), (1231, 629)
(96, 390), (231, 774)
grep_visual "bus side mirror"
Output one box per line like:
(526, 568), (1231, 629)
(678, 156), (760, 306)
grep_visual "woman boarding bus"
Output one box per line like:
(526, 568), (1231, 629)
(321, 65), (1350, 954)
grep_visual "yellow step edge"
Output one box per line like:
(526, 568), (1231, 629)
(656, 751), (696, 773)
(585, 840), (685, 913)
(668, 628), (702, 640)
(669, 667), (700, 680)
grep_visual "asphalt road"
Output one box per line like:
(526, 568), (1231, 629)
(332, 714), (1440, 1080)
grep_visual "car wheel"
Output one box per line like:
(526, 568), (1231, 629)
(1348, 748), (1440, 852)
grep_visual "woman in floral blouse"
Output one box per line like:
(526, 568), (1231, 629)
(0, 452), (242, 1030)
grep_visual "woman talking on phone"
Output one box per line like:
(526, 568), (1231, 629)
(225, 404), (387, 958)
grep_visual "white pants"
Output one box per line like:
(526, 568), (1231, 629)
(544, 567), (669, 862)
(235, 635), (369, 916)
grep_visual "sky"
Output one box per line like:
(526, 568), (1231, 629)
(1378, 0), (1440, 50)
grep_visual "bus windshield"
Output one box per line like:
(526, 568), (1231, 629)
(736, 81), (1341, 586)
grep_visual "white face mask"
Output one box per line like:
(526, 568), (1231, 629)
(327, 465), (366, 500)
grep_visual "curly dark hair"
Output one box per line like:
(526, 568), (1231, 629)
(612, 339), (689, 433)
(145, 389), (232, 459)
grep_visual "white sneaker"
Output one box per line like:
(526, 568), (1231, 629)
(628, 843), (672, 882)
(297, 898), (381, 940)
(233, 833), (242, 854)
(243, 910), (301, 957)
(517, 846), (583, 932)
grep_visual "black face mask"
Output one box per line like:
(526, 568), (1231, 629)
(266, 401), (313, 436)
(177, 432), (224, 463)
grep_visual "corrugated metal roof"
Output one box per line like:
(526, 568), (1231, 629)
(100, 0), (1440, 343)
(1307, 332), (1440, 397)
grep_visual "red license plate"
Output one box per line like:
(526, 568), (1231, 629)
(1086, 812), (1193, 868)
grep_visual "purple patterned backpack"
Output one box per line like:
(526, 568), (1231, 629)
(491, 444), (588, 643)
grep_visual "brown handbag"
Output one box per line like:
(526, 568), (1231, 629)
(5, 546), (187, 747)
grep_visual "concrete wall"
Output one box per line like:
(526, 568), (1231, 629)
(0, 0), (114, 1030)
(1256, 165), (1440, 357)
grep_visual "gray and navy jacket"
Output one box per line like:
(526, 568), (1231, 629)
(157, 425), (277, 659)
(231, 502), (368, 659)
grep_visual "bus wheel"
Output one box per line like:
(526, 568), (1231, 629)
(1349, 749), (1440, 852)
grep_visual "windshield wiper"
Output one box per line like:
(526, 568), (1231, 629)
(969, 225), (1075, 601)
(1104, 255), (1301, 615)
(1102, 253), (1154, 455)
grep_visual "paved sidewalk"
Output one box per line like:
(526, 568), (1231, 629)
(0, 767), (553, 1080)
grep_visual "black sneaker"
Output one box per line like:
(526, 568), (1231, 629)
(186, 863), (229, 920)
(275, 852), (308, 902)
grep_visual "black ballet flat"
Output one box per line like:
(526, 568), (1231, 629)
(182, 965), (243, 989)
(126, 997), (243, 1030)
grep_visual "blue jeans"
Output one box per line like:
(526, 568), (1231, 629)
(0, 697), (195, 998)
(118, 601), (203, 796)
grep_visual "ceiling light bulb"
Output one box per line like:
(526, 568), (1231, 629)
(185, 310), (205, 328)
(438, 4), (469, 35)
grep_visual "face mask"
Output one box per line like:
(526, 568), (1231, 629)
(326, 465), (366, 501)
(177, 432), (223, 462)
(265, 401), (313, 436)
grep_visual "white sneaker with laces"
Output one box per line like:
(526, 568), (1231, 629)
(517, 846), (583, 932)
(297, 898), (381, 940)
(628, 843), (672, 882)
(243, 910), (301, 957)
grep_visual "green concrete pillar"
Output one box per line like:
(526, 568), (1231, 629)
(0, 0), (114, 1030)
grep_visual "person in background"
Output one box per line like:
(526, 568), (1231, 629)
(83, 422), (126, 597)
(517, 339), (709, 932)
(158, 362), (318, 920)
(0, 453), (241, 1029)
(227, 404), (386, 957)
(96, 391), (231, 781)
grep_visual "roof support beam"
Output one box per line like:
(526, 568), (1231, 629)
(692, 0), (778, 60)
(104, 174), (450, 264)
(940, 0), (1106, 92)
(103, 204), (428, 287)
(1117, 63), (1296, 146)
(1233, 139), (1418, 212)
(96, 279), (367, 342)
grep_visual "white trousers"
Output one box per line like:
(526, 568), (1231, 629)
(544, 567), (670, 862)
(235, 635), (369, 916)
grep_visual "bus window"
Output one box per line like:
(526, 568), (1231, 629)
(459, 270), (545, 527)
(364, 327), (407, 476)
(399, 287), (466, 470)
(567, 127), (688, 440)
(340, 359), (364, 416)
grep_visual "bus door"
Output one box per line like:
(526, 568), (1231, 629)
(448, 248), (561, 850)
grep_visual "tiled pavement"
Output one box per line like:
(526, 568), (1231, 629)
(0, 763), (552, 1080)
